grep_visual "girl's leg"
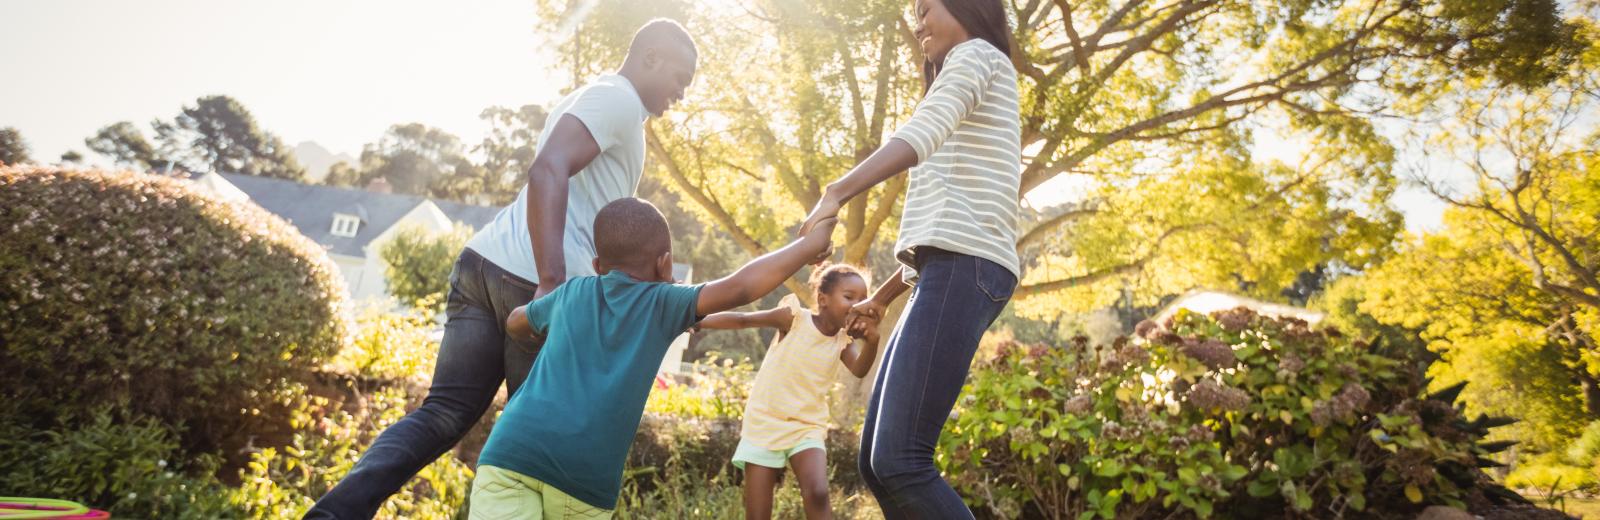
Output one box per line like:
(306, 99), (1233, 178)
(742, 464), (782, 520)
(788, 448), (832, 520)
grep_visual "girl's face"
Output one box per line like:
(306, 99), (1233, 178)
(816, 275), (869, 327)
(914, 0), (971, 67)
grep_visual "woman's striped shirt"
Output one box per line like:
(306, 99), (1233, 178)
(889, 38), (1022, 282)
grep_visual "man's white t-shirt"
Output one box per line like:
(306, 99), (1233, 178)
(465, 74), (649, 283)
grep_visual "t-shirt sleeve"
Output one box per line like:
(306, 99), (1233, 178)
(524, 286), (562, 338)
(890, 43), (996, 163)
(653, 283), (706, 336)
(563, 83), (637, 152)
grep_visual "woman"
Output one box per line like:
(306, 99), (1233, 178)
(796, 0), (1021, 516)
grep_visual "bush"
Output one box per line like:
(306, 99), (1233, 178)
(939, 308), (1525, 519)
(330, 299), (442, 382)
(0, 409), (238, 519)
(0, 166), (349, 455)
(231, 386), (473, 520)
(379, 223), (473, 307)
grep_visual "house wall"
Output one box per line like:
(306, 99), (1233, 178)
(330, 253), (378, 301)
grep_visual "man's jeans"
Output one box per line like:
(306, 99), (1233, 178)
(306, 248), (541, 519)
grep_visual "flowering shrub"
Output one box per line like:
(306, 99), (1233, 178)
(0, 166), (349, 455)
(939, 308), (1525, 519)
(0, 409), (237, 519)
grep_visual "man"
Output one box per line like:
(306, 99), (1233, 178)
(306, 19), (697, 519)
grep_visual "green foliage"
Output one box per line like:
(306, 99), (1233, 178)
(0, 126), (32, 165)
(378, 222), (473, 308)
(644, 353), (754, 420)
(0, 409), (238, 519)
(353, 123), (495, 203)
(474, 104), (549, 205)
(939, 308), (1522, 519)
(154, 95), (306, 179)
(0, 166), (348, 455)
(331, 300), (443, 382)
(86, 121), (167, 171)
(231, 387), (473, 520)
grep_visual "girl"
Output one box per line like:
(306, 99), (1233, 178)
(696, 264), (881, 520)
(796, 0), (1023, 516)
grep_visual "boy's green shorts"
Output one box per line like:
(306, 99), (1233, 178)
(469, 465), (613, 520)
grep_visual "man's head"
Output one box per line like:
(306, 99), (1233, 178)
(592, 197), (674, 281)
(619, 19), (698, 117)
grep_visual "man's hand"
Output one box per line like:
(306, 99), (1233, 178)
(797, 194), (842, 263)
(532, 283), (557, 302)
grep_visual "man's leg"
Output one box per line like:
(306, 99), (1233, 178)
(307, 250), (517, 519)
(484, 262), (542, 395)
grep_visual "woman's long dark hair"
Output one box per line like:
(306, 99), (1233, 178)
(922, 0), (1014, 92)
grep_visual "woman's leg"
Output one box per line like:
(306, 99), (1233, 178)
(858, 296), (915, 519)
(789, 448), (832, 520)
(860, 253), (1014, 519)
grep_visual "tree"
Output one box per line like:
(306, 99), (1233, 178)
(378, 223), (475, 307)
(1337, 35), (1600, 450)
(353, 123), (493, 203)
(1345, 209), (1593, 452)
(532, 0), (1583, 312)
(0, 127), (31, 165)
(86, 122), (166, 171)
(59, 150), (84, 164)
(323, 161), (360, 188)
(475, 104), (550, 205)
(153, 95), (306, 180)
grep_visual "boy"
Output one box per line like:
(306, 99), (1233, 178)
(470, 197), (837, 519)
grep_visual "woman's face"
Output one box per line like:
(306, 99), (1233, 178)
(914, 0), (971, 67)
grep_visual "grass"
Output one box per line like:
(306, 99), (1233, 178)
(1523, 494), (1600, 518)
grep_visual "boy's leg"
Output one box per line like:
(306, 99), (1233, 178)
(539, 480), (614, 519)
(788, 447), (832, 520)
(742, 463), (782, 520)
(469, 465), (545, 520)
(307, 250), (527, 519)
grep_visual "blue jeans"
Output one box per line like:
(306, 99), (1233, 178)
(858, 249), (1016, 519)
(306, 248), (542, 519)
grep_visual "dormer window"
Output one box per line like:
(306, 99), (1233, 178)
(331, 213), (361, 237)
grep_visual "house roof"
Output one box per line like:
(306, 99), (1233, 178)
(217, 173), (500, 257)
(1153, 290), (1326, 325)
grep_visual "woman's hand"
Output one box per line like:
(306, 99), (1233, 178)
(846, 298), (887, 337)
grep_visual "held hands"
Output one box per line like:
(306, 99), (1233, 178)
(800, 215), (839, 264)
(797, 195), (842, 264)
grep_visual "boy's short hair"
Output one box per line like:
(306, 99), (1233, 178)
(594, 197), (672, 269)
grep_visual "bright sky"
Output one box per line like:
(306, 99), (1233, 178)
(0, 0), (563, 166)
(1, 0), (1447, 231)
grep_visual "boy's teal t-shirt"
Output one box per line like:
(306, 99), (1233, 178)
(477, 270), (703, 510)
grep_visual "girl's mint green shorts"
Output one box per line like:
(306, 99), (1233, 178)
(731, 438), (826, 470)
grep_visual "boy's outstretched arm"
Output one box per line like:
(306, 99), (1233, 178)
(696, 218), (837, 316)
(696, 306), (793, 335)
